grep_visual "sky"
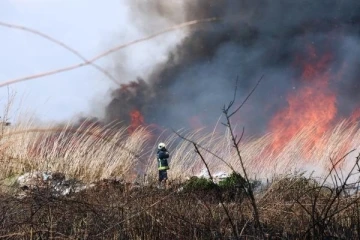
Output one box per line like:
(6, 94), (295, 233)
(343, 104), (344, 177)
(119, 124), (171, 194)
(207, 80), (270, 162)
(0, 0), (182, 124)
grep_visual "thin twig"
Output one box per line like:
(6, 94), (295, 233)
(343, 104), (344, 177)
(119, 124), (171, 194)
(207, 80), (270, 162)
(193, 143), (240, 240)
(222, 75), (265, 238)
(0, 17), (219, 88)
(228, 75), (264, 118)
(0, 21), (121, 85)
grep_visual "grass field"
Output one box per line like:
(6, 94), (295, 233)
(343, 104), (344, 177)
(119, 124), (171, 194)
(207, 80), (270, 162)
(0, 117), (359, 182)
(0, 109), (358, 239)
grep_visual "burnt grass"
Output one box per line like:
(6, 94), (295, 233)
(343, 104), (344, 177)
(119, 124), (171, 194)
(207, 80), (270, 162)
(0, 176), (360, 240)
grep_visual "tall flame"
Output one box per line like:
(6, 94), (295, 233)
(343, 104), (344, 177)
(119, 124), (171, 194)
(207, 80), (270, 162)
(268, 45), (337, 155)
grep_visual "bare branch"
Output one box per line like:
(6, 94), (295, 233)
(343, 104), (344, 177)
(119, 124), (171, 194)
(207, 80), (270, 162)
(0, 17), (219, 88)
(0, 21), (121, 85)
(228, 75), (264, 118)
(221, 75), (265, 237)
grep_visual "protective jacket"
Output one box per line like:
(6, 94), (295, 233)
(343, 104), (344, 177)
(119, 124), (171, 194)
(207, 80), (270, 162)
(157, 148), (170, 170)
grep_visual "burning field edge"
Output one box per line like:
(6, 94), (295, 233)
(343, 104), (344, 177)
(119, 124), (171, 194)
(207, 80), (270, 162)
(1, 118), (360, 184)
(0, 119), (360, 239)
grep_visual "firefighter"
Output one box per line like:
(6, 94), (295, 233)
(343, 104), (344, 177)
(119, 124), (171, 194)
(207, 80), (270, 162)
(157, 142), (170, 189)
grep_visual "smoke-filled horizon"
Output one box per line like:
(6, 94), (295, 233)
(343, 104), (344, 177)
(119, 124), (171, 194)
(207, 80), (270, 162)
(105, 0), (360, 138)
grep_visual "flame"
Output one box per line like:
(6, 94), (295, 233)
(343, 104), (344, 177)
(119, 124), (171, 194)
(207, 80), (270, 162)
(128, 109), (145, 134)
(268, 45), (337, 155)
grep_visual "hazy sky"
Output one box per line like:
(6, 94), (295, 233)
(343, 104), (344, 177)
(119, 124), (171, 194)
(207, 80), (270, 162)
(0, 0), (180, 124)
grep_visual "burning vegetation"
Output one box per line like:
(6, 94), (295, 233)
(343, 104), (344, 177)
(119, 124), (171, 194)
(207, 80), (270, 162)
(105, 0), (360, 160)
(3, 1), (360, 239)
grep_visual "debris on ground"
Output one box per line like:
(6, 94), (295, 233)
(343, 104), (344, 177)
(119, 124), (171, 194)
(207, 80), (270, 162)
(15, 171), (94, 198)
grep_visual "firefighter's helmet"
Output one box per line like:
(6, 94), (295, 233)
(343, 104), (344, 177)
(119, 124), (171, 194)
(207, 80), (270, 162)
(158, 142), (166, 150)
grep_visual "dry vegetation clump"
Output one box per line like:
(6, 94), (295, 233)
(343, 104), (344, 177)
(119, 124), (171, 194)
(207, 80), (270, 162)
(1, 178), (360, 239)
(0, 181), (257, 239)
(256, 172), (360, 239)
(0, 184), (236, 239)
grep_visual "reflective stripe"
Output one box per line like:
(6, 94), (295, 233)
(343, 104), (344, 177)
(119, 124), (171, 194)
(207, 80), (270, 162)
(158, 158), (169, 170)
(158, 166), (169, 170)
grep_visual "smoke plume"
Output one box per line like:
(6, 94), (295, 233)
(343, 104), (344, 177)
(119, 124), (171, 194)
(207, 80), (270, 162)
(105, 0), (360, 137)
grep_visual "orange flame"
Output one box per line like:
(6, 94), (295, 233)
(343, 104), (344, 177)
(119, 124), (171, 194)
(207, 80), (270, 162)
(268, 45), (337, 155)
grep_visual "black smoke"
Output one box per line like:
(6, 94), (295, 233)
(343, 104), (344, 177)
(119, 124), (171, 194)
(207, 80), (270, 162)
(105, 0), (360, 136)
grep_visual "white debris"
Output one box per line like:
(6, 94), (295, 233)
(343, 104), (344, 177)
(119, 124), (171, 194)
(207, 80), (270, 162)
(196, 168), (230, 183)
(16, 171), (93, 197)
(213, 172), (229, 180)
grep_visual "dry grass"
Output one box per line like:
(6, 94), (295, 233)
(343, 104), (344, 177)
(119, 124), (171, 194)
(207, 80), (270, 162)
(0, 118), (359, 186)
(0, 120), (151, 183)
(146, 120), (360, 183)
(2, 17), (360, 238)
(0, 174), (359, 239)
(0, 116), (358, 238)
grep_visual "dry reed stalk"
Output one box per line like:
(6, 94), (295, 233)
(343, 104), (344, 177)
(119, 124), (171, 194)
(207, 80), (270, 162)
(0, 115), (359, 184)
(0, 120), (150, 182)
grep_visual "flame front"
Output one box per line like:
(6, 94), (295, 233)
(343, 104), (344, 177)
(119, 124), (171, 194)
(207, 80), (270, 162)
(268, 45), (337, 155)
